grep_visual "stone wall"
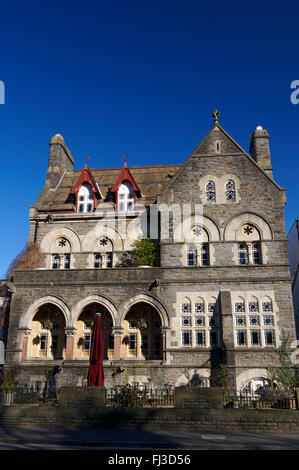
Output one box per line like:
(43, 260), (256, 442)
(1, 405), (299, 433)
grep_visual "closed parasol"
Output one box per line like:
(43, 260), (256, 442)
(87, 313), (105, 386)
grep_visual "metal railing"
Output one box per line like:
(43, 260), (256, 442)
(224, 394), (297, 410)
(106, 385), (175, 408)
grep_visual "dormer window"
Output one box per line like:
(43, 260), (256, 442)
(118, 181), (134, 212)
(77, 183), (94, 213)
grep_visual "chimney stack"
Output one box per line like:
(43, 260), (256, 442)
(250, 126), (273, 178)
(46, 134), (74, 188)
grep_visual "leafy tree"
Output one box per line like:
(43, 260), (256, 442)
(267, 330), (296, 391)
(132, 238), (156, 267)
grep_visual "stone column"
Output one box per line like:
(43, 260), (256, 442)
(20, 329), (31, 361)
(112, 327), (123, 360)
(161, 327), (169, 361)
(64, 327), (76, 360)
(219, 290), (236, 394)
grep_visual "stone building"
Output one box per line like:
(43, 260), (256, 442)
(4, 111), (296, 394)
(287, 218), (299, 339)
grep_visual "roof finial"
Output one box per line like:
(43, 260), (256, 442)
(212, 109), (220, 124)
(85, 155), (91, 168)
(122, 153), (128, 166)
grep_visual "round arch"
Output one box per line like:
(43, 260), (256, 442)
(82, 224), (124, 252)
(40, 226), (81, 253)
(236, 368), (269, 391)
(118, 293), (170, 328)
(70, 294), (118, 327)
(224, 212), (273, 241)
(19, 295), (71, 330)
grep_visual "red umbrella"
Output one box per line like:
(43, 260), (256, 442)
(87, 313), (105, 386)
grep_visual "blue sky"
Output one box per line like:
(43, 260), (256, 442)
(0, 0), (298, 277)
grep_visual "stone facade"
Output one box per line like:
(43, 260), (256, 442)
(4, 114), (296, 394)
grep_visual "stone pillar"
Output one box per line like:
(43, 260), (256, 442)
(64, 328), (76, 360)
(219, 290), (236, 394)
(161, 327), (168, 361)
(20, 329), (31, 361)
(112, 327), (123, 360)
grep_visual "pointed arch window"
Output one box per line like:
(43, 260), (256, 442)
(225, 180), (236, 202)
(205, 181), (216, 202)
(77, 183), (94, 213)
(118, 181), (134, 212)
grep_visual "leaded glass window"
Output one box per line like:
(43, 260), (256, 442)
(237, 330), (246, 346)
(236, 317), (246, 327)
(263, 316), (274, 326)
(235, 302), (245, 313)
(225, 180), (235, 202)
(181, 303), (191, 314)
(194, 316), (205, 327)
(264, 330), (275, 346)
(182, 331), (192, 346)
(248, 301), (259, 313)
(181, 317), (192, 327)
(201, 244), (209, 266)
(252, 243), (262, 265)
(196, 331), (205, 346)
(238, 243), (248, 265)
(250, 330), (261, 346)
(262, 301), (273, 312)
(187, 245), (196, 266)
(195, 303), (204, 313)
(249, 316), (260, 326)
(205, 181), (216, 202)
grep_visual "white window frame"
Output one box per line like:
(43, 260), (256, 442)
(77, 183), (94, 213)
(118, 182), (134, 212)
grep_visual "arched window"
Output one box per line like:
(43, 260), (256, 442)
(93, 237), (113, 268)
(51, 237), (71, 269)
(77, 183), (94, 213)
(118, 181), (134, 211)
(225, 180), (235, 202)
(205, 181), (216, 202)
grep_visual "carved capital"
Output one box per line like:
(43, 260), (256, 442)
(64, 327), (77, 337)
(112, 326), (123, 336)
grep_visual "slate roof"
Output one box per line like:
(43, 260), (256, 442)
(37, 164), (183, 212)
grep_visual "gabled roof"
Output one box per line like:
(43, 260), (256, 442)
(70, 163), (102, 197)
(111, 161), (141, 194)
(161, 122), (283, 194)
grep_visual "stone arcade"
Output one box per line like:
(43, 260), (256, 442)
(3, 112), (296, 394)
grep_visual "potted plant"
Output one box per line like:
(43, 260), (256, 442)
(0, 368), (19, 405)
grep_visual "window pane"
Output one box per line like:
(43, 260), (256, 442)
(265, 330), (275, 346)
(201, 245), (209, 266)
(237, 330), (246, 346)
(182, 331), (191, 346)
(181, 317), (192, 327)
(251, 330), (261, 346)
(196, 331), (205, 346)
(194, 316), (205, 327)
